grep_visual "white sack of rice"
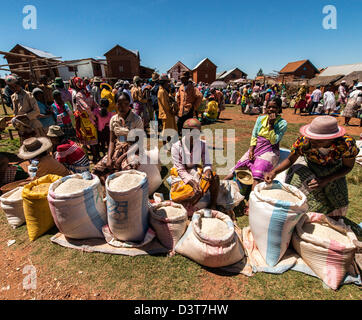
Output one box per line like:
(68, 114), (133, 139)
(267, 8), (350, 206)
(260, 188), (300, 203)
(108, 173), (144, 192)
(201, 217), (229, 238)
(155, 206), (185, 219)
(54, 178), (94, 195)
(6, 188), (23, 200)
(303, 223), (350, 245)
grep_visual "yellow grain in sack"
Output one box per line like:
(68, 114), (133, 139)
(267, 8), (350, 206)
(22, 174), (62, 241)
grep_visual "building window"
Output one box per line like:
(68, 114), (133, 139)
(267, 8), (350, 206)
(119, 65), (124, 72)
(178, 66), (181, 73)
(303, 67), (307, 71)
(68, 66), (77, 72)
(205, 74), (208, 79)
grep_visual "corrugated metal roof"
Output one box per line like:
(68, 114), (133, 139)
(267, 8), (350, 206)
(20, 45), (59, 60)
(319, 63), (362, 77)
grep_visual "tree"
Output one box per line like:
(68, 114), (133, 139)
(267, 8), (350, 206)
(257, 68), (264, 77)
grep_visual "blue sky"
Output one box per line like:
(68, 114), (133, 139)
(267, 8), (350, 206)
(1, 0), (362, 78)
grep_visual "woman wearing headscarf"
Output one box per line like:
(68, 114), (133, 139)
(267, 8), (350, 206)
(100, 82), (116, 113)
(73, 77), (100, 161)
(265, 116), (359, 218)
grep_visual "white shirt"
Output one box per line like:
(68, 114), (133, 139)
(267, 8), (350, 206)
(312, 89), (322, 102)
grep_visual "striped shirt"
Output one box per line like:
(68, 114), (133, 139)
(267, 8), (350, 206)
(55, 140), (90, 173)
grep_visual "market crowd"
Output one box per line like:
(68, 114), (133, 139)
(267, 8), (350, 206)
(0, 71), (360, 219)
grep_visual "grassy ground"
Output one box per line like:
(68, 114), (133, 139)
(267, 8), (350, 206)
(0, 104), (361, 300)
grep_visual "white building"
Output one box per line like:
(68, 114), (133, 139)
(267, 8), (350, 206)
(57, 58), (107, 80)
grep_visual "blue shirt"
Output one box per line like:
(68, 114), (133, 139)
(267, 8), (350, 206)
(37, 101), (55, 128)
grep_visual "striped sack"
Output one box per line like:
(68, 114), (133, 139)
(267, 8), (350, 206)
(249, 181), (308, 267)
(105, 170), (149, 242)
(292, 212), (357, 290)
(48, 174), (107, 240)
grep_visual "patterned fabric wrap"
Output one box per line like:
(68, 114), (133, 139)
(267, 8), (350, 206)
(74, 110), (98, 145)
(233, 136), (280, 180)
(48, 174), (107, 239)
(285, 160), (349, 217)
(248, 181), (308, 267)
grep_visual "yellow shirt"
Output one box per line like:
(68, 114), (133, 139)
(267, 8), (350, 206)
(250, 115), (287, 147)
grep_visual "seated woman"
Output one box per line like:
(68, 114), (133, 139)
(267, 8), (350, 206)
(92, 92), (144, 185)
(0, 152), (29, 190)
(47, 125), (90, 173)
(17, 137), (71, 178)
(265, 116), (359, 218)
(225, 97), (287, 191)
(170, 118), (219, 211)
(201, 97), (218, 124)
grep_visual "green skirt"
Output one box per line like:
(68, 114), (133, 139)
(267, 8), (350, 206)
(285, 160), (348, 216)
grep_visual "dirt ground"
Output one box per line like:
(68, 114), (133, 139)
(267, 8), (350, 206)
(0, 106), (360, 300)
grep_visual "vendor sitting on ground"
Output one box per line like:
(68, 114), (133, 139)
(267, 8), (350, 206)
(0, 152), (29, 190)
(170, 118), (219, 210)
(92, 92), (144, 185)
(47, 125), (90, 173)
(201, 96), (219, 124)
(225, 97), (287, 191)
(17, 137), (71, 178)
(265, 116), (359, 218)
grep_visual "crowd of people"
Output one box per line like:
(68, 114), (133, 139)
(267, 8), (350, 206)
(0, 71), (360, 220)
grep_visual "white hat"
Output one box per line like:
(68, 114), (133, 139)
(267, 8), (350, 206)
(355, 82), (362, 88)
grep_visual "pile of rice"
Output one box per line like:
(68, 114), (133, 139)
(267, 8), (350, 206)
(260, 189), (300, 203)
(31, 183), (51, 193)
(155, 206), (185, 219)
(200, 218), (229, 238)
(54, 178), (94, 195)
(6, 188), (23, 200)
(303, 223), (350, 245)
(109, 173), (143, 192)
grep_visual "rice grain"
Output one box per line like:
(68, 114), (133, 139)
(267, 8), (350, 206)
(156, 206), (185, 218)
(54, 178), (94, 195)
(260, 189), (299, 203)
(109, 173), (143, 192)
(303, 223), (350, 245)
(6, 188), (23, 200)
(201, 218), (229, 238)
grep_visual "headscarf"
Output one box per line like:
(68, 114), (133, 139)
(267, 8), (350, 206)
(73, 77), (90, 97)
(5, 74), (19, 85)
(183, 118), (201, 130)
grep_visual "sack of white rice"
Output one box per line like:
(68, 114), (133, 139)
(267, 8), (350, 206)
(216, 180), (244, 211)
(149, 201), (188, 250)
(175, 209), (244, 268)
(48, 174), (107, 239)
(106, 170), (149, 242)
(0, 187), (25, 228)
(292, 212), (357, 290)
(249, 181), (308, 267)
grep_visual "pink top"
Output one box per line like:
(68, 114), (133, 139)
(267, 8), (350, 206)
(93, 108), (113, 131)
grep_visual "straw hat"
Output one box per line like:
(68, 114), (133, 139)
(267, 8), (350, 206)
(159, 73), (170, 82)
(181, 71), (191, 80)
(235, 169), (254, 185)
(18, 137), (52, 160)
(47, 125), (64, 138)
(93, 77), (102, 83)
(152, 72), (160, 82)
(299, 116), (346, 140)
(133, 76), (141, 83)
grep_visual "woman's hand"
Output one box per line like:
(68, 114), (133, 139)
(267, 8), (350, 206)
(249, 147), (255, 161)
(106, 157), (112, 169)
(203, 169), (213, 181)
(308, 178), (328, 190)
(188, 179), (202, 196)
(264, 171), (276, 184)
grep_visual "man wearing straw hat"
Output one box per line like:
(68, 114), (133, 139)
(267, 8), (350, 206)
(18, 137), (71, 178)
(265, 116), (359, 218)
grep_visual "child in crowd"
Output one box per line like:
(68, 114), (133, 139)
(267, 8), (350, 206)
(93, 98), (113, 155)
(52, 90), (76, 140)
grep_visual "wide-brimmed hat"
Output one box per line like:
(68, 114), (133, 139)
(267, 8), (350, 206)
(32, 88), (43, 96)
(235, 169), (253, 185)
(133, 76), (141, 83)
(100, 83), (112, 91)
(299, 116), (346, 140)
(93, 77), (102, 83)
(341, 80), (347, 84)
(181, 71), (191, 80)
(47, 125), (64, 138)
(18, 137), (52, 160)
(159, 73), (170, 82)
(152, 72), (160, 82)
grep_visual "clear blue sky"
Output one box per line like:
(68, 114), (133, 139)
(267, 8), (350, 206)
(1, 0), (362, 78)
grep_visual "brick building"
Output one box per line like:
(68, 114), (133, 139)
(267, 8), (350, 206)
(167, 61), (191, 82)
(278, 59), (319, 82)
(216, 68), (247, 83)
(192, 58), (217, 84)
